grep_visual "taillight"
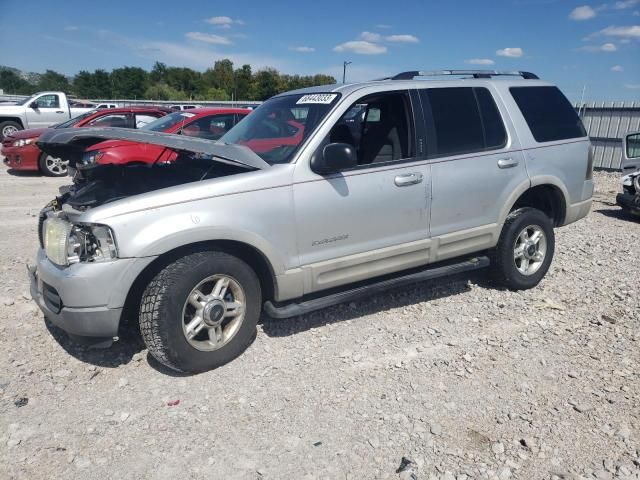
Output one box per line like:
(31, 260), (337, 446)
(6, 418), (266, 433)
(586, 144), (594, 180)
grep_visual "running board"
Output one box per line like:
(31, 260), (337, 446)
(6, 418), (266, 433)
(264, 256), (490, 319)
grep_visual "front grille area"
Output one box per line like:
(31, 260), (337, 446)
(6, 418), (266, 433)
(42, 282), (62, 314)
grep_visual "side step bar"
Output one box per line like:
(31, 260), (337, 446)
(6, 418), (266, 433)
(264, 256), (490, 319)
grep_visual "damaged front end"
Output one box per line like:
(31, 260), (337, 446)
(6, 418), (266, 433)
(617, 170), (640, 217)
(36, 127), (270, 210)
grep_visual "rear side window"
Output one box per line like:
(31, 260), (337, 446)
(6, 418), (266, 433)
(420, 87), (507, 157)
(510, 86), (586, 143)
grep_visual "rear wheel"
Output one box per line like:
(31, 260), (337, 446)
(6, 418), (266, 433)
(38, 152), (68, 177)
(0, 121), (21, 141)
(490, 207), (555, 290)
(139, 251), (261, 373)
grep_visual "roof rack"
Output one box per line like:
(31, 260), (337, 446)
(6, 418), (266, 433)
(387, 70), (539, 80)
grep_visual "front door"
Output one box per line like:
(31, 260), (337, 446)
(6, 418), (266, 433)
(25, 94), (67, 128)
(293, 90), (432, 294)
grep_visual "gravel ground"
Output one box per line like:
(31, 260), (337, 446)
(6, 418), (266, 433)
(0, 166), (638, 480)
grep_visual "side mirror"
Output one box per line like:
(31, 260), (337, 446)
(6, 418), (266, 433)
(623, 132), (640, 171)
(311, 142), (357, 174)
(29, 101), (38, 109)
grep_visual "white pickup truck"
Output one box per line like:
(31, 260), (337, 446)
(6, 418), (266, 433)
(0, 91), (93, 140)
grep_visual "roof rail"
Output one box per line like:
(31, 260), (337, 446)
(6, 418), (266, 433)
(388, 70), (539, 80)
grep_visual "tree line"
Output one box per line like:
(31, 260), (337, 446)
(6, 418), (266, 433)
(0, 60), (336, 101)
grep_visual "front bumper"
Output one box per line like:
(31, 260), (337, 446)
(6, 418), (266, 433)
(617, 192), (640, 215)
(29, 248), (157, 338)
(1, 144), (40, 171)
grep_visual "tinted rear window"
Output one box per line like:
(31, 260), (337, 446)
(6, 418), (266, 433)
(421, 87), (507, 157)
(510, 86), (586, 143)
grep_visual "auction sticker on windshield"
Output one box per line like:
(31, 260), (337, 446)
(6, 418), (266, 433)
(296, 94), (338, 104)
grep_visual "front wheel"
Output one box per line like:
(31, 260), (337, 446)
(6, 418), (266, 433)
(489, 207), (555, 290)
(139, 251), (261, 373)
(39, 152), (68, 177)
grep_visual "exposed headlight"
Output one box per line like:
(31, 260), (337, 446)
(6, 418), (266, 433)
(80, 150), (104, 168)
(13, 138), (36, 147)
(43, 217), (117, 266)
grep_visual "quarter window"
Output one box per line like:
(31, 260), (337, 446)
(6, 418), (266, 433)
(510, 86), (586, 143)
(421, 87), (506, 157)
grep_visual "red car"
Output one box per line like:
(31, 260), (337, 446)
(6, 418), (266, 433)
(78, 108), (252, 169)
(2, 107), (170, 176)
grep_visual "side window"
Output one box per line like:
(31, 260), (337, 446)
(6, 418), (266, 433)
(421, 87), (507, 157)
(180, 114), (237, 140)
(35, 94), (60, 108)
(510, 86), (586, 143)
(86, 114), (131, 128)
(135, 114), (160, 128)
(327, 91), (414, 166)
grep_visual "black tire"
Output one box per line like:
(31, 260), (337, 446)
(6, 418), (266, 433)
(139, 251), (261, 373)
(38, 152), (68, 177)
(489, 207), (555, 290)
(0, 120), (22, 141)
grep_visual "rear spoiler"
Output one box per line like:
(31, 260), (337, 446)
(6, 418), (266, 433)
(37, 127), (271, 170)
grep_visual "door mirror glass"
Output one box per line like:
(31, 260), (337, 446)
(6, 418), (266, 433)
(626, 132), (640, 160)
(29, 101), (38, 109)
(311, 143), (357, 174)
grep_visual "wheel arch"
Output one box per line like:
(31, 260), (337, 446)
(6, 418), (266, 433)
(0, 117), (24, 128)
(503, 179), (568, 227)
(120, 240), (278, 330)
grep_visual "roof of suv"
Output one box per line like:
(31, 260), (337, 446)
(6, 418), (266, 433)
(275, 70), (552, 98)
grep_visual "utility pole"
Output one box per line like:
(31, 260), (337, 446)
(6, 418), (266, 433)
(342, 61), (352, 84)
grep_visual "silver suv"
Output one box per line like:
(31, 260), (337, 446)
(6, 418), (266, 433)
(31, 70), (593, 373)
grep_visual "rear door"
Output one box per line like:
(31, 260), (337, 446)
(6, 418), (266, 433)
(25, 94), (67, 128)
(419, 86), (529, 262)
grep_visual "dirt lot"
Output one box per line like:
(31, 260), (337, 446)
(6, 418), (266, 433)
(0, 167), (638, 480)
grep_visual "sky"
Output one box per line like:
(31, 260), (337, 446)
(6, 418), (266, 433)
(0, 0), (639, 101)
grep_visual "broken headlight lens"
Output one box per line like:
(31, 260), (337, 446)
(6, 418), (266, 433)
(80, 150), (104, 168)
(43, 218), (117, 266)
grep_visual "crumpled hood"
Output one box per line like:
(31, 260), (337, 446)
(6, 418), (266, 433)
(8, 127), (49, 140)
(37, 127), (271, 170)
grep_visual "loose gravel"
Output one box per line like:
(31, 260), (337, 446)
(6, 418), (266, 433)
(0, 167), (638, 480)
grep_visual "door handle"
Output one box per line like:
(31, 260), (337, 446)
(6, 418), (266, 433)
(55, 111), (64, 114)
(497, 158), (519, 169)
(394, 172), (423, 187)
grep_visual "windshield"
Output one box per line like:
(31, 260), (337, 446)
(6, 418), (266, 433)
(54, 110), (98, 128)
(16, 94), (38, 106)
(220, 93), (340, 164)
(141, 111), (196, 132)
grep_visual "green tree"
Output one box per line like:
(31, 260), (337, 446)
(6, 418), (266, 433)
(73, 70), (98, 98)
(144, 83), (186, 101)
(37, 69), (70, 92)
(0, 69), (34, 94)
(150, 61), (168, 84)
(92, 69), (112, 98)
(204, 59), (235, 98)
(252, 68), (280, 101)
(110, 67), (148, 99)
(234, 64), (252, 100)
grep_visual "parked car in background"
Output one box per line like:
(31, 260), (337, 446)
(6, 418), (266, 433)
(170, 104), (202, 111)
(32, 70), (593, 373)
(96, 103), (119, 109)
(0, 92), (94, 140)
(2, 107), (169, 176)
(76, 108), (250, 170)
(617, 131), (640, 217)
